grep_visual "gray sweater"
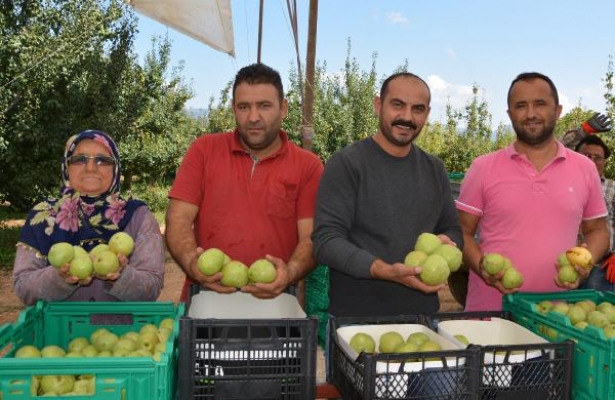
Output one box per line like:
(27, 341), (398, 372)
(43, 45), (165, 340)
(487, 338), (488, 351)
(312, 138), (462, 317)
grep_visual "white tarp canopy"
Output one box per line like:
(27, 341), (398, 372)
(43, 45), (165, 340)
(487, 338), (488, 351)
(127, 0), (235, 57)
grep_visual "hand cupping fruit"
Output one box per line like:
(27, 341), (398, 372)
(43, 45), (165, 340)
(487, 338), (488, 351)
(404, 233), (463, 286)
(47, 232), (135, 282)
(197, 248), (277, 288)
(555, 246), (593, 284)
(481, 252), (524, 289)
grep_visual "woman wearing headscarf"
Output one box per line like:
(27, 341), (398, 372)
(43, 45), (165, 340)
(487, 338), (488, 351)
(13, 130), (165, 305)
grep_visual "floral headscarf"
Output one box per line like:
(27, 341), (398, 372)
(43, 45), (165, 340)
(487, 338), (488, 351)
(18, 130), (145, 256)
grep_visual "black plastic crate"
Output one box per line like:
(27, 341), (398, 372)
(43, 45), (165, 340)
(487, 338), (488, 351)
(328, 314), (480, 399)
(426, 311), (574, 400)
(179, 285), (317, 399)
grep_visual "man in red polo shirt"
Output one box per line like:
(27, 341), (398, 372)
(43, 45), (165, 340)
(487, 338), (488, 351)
(165, 63), (323, 302)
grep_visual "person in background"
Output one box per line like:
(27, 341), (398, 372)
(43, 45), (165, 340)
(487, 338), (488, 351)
(312, 72), (463, 318)
(13, 130), (165, 305)
(560, 114), (615, 289)
(456, 72), (610, 311)
(165, 63), (324, 302)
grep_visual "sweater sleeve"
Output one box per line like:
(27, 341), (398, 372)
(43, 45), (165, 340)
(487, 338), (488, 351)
(108, 207), (165, 301)
(312, 153), (377, 279)
(13, 245), (80, 306)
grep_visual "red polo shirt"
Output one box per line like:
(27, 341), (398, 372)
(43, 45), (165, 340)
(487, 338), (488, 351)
(170, 130), (323, 296)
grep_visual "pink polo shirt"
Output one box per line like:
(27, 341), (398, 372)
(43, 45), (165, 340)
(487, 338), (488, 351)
(456, 142), (607, 311)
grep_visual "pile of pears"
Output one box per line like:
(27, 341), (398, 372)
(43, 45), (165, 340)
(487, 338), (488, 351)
(404, 233), (463, 286)
(196, 248), (277, 288)
(349, 330), (444, 359)
(12, 318), (175, 396)
(48, 232), (135, 280)
(536, 298), (615, 339)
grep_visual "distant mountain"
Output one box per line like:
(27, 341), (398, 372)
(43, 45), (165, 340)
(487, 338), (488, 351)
(186, 108), (208, 119)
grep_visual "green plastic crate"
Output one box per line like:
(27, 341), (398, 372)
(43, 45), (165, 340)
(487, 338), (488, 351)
(0, 301), (184, 399)
(503, 290), (615, 400)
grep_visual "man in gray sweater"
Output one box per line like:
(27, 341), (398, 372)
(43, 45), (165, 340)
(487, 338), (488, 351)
(312, 72), (463, 318)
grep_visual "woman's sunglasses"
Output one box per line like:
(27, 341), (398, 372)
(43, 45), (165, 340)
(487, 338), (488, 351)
(66, 155), (116, 166)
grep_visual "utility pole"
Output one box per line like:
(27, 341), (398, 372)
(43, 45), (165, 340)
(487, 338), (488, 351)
(257, 0), (264, 63)
(301, 0), (318, 151)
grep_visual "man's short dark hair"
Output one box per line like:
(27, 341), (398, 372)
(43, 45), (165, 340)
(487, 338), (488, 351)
(507, 72), (559, 107)
(233, 63), (284, 103)
(575, 134), (611, 159)
(380, 72), (431, 104)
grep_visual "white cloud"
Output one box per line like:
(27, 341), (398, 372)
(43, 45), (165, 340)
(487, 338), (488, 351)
(444, 48), (456, 58)
(386, 12), (409, 25)
(425, 75), (474, 121)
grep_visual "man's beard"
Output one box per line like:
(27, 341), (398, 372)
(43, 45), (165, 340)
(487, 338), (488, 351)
(512, 119), (555, 146)
(380, 118), (419, 147)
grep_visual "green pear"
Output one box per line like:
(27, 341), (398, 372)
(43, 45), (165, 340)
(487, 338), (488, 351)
(406, 332), (430, 346)
(93, 250), (120, 276)
(248, 259), (277, 283)
(419, 254), (450, 285)
(404, 250), (428, 267)
(349, 332), (376, 353)
(40, 375), (75, 395)
(433, 244), (463, 272)
(48, 242), (75, 267)
(15, 345), (41, 358)
(220, 260), (249, 288)
(414, 233), (442, 255)
(69, 256), (93, 279)
(379, 331), (405, 353)
(197, 248), (226, 275)
(501, 267), (524, 289)
(89, 243), (110, 258)
(557, 265), (578, 284)
(108, 232), (135, 256)
(482, 253), (507, 275)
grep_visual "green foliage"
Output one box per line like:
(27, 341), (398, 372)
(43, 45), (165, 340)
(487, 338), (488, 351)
(128, 181), (169, 215)
(0, 1), (195, 210)
(0, 223), (20, 269)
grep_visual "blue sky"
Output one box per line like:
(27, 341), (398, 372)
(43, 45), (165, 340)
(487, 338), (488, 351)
(132, 0), (615, 128)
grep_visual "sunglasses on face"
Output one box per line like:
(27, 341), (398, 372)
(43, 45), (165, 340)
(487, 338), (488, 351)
(66, 155), (116, 166)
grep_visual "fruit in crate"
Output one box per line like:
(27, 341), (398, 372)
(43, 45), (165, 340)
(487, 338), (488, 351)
(249, 259), (277, 283)
(15, 345), (42, 358)
(220, 260), (249, 288)
(419, 254), (450, 285)
(40, 374), (76, 395)
(551, 302), (570, 315)
(414, 232), (442, 254)
(567, 305), (587, 325)
(501, 267), (524, 289)
(588, 311), (609, 328)
(349, 332), (376, 354)
(565, 246), (592, 270)
(537, 300), (553, 314)
(41, 345), (66, 358)
(379, 331), (405, 353)
(68, 337), (90, 353)
(108, 231), (135, 256)
(406, 331), (430, 346)
(48, 242), (75, 267)
(404, 250), (427, 267)
(197, 248), (226, 275)
(454, 334), (470, 346)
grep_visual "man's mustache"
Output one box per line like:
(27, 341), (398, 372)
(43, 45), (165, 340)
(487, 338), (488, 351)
(391, 120), (417, 130)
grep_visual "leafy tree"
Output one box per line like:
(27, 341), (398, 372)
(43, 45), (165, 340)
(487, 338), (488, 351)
(0, 1), (194, 209)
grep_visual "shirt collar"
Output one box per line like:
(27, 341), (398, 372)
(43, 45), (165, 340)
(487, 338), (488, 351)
(230, 129), (289, 159)
(505, 140), (567, 161)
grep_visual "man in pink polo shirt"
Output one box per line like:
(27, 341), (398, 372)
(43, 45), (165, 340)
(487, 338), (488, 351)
(456, 72), (609, 311)
(165, 63), (323, 302)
